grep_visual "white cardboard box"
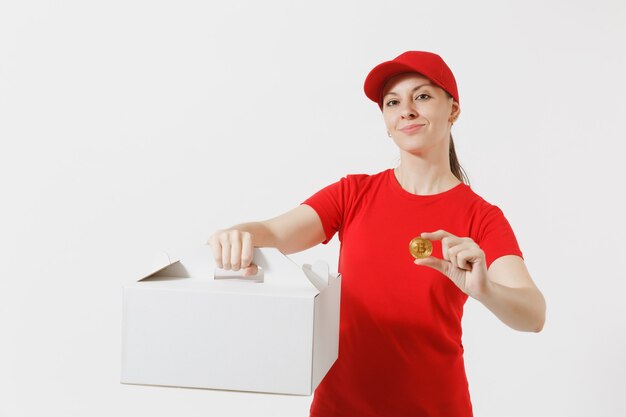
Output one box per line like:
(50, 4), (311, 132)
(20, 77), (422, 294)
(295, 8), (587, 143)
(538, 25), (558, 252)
(121, 246), (341, 395)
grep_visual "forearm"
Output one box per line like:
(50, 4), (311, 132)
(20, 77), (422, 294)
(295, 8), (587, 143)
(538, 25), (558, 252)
(227, 222), (278, 248)
(476, 280), (546, 332)
(225, 206), (326, 255)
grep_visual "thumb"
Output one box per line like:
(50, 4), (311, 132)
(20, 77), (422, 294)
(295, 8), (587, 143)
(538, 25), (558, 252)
(414, 257), (448, 275)
(242, 263), (259, 277)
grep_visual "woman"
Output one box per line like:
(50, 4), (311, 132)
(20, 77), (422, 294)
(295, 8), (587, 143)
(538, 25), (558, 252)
(208, 51), (546, 417)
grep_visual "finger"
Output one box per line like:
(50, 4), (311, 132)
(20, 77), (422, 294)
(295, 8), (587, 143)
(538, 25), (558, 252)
(241, 232), (254, 268)
(208, 233), (223, 268)
(457, 248), (484, 270)
(420, 229), (458, 241)
(230, 235), (242, 271)
(446, 241), (471, 269)
(220, 239), (232, 269)
(446, 242), (458, 268)
(456, 248), (471, 270)
(414, 256), (448, 275)
(243, 263), (259, 277)
(441, 236), (454, 262)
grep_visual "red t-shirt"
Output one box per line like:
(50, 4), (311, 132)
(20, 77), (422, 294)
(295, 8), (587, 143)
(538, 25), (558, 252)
(302, 168), (523, 417)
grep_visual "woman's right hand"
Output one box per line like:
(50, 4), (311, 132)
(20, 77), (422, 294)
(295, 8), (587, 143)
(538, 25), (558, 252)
(207, 229), (259, 276)
(206, 205), (326, 276)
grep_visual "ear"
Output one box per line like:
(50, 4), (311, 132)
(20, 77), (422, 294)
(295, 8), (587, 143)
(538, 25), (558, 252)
(449, 101), (461, 123)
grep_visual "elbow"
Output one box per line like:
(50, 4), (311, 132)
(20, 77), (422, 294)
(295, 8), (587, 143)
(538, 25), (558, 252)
(515, 316), (544, 333)
(517, 299), (546, 333)
(531, 300), (547, 333)
(507, 290), (546, 333)
(535, 294), (547, 332)
(514, 314), (544, 333)
(522, 289), (546, 333)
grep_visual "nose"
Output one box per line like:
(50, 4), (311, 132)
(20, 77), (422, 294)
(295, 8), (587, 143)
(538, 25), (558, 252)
(399, 100), (418, 119)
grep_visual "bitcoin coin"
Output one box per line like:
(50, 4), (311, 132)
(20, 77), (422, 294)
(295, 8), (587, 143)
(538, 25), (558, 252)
(409, 237), (433, 259)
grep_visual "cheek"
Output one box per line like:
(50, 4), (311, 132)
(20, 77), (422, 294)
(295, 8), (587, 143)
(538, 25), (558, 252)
(382, 113), (396, 129)
(423, 109), (448, 126)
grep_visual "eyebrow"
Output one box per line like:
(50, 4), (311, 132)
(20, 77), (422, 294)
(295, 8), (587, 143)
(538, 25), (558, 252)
(382, 83), (433, 100)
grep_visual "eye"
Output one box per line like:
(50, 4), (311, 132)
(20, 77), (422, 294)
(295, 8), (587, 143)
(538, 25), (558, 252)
(415, 93), (431, 101)
(385, 99), (399, 107)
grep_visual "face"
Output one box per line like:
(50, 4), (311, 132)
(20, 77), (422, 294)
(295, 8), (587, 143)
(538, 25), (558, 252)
(381, 72), (460, 156)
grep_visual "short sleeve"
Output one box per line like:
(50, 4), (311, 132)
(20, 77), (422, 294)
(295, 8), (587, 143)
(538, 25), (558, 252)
(300, 177), (348, 244)
(475, 205), (524, 269)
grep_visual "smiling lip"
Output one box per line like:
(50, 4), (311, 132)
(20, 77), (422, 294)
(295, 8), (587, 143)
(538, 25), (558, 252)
(399, 124), (424, 133)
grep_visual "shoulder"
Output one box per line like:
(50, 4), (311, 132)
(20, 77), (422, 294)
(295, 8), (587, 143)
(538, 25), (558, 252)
(302, 169), (390, 205)
(344, 169), (388, 181)
(458, 184), (505, 216)
(328, 169), (391, 202)
(462, 187), (521, 253)
(455, 185), (518, 241)
(341, 169), (390, 189)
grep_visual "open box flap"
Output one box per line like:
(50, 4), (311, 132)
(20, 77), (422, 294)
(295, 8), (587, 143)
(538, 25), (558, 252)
(138, 246), (325, 293)
(137, 251), (180, 281)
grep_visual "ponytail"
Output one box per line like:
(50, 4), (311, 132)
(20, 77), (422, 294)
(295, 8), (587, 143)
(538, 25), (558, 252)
(449, 133), (470, 185)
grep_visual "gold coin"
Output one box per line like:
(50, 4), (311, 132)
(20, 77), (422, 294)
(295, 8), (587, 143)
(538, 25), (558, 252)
(409, 237), (433, 259)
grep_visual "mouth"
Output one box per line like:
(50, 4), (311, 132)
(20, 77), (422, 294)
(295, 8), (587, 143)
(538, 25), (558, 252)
(398, 124), (425, 133)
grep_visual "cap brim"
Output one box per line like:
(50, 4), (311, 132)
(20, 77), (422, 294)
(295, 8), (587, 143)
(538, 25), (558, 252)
(363, 61), (421, 107)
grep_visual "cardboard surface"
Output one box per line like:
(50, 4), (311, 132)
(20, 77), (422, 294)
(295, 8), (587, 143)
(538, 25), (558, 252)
(121, 246), (341, 395)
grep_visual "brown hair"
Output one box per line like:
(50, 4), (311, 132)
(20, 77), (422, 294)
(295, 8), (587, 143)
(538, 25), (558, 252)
(449, 133), (469, 185)
(445, 91), (469, 185)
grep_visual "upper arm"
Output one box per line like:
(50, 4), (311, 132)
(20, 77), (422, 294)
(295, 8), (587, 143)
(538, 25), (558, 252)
(261, 204), (326, 254)
(488, 255), (538, 289)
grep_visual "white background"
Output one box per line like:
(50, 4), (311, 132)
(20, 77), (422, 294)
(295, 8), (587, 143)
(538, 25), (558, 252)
(1, 0), (625, 416)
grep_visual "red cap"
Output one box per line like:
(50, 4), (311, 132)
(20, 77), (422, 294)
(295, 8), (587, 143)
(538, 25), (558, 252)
(363, 51), (459, 110)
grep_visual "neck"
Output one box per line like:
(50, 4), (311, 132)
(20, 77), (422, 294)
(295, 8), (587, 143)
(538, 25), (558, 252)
(394, 150), (461, 195)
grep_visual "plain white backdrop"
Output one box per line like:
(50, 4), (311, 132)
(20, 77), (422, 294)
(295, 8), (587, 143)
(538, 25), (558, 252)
(1, 0), (625, 416)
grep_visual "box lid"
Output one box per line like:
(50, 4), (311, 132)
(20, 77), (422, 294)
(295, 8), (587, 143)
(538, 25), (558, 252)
(132, 246), (332, 298)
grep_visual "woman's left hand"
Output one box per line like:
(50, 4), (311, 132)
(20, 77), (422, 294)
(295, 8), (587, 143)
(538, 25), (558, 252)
(414, 230), (491, 299)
